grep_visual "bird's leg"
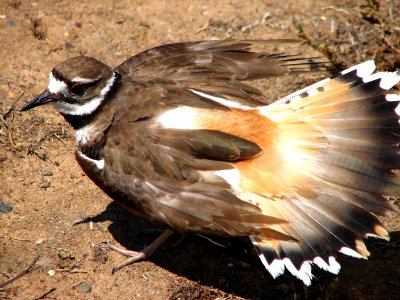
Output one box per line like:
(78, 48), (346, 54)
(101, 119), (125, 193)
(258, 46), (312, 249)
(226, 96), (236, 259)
(107, 229), (174, 274)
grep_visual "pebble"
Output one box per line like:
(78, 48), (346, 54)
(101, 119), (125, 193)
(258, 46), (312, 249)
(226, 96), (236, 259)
(7, 91), (16, 99)
(42, 169), (53, 176)
(0, 202), (13, 213)
(39, 181), (51, 189)
(79, 282), (92, 293)
(238, 261), (252, 270)
(227, 262), (233, 268)
(64, 42), (74, 50)
(5, 20), (16, 27)
(48, 270), (55, 276)
(35, 238), (45, 244)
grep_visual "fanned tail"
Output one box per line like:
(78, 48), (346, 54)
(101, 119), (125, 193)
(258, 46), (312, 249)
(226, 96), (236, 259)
(248, 61), (400, 285)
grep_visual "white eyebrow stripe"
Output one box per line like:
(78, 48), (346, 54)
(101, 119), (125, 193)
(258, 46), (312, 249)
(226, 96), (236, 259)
(48, 72), (68, 94)
(71, 77), (99, 83)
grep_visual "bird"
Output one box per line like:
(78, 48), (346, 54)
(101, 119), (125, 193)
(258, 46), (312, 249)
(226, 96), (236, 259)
(21, 39), (400, 285)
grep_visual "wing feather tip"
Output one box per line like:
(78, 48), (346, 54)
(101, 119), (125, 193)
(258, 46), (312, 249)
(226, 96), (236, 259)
(341, 60), (376, 77)
(373, 225), (389, 240)
(313, 256), (341, 275)
(363, 72), (400, 90)
(339, 246), (367, 259)
(283, 258), (313, 286)
(251, 235), (346, 285)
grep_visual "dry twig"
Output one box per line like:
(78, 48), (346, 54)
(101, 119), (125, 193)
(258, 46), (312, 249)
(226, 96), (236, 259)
(55, 268), (88, 274)
(323, 6), (350, 15)
(0, 256), (39, 288)
(33, 288), (57, 300)
(0, 92), (24, 148)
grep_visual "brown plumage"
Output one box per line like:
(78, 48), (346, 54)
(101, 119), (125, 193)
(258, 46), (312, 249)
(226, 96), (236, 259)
(21, 40), (399, 285)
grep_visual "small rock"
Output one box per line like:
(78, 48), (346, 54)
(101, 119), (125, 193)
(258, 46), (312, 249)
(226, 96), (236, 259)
(0, 202), (13, 213)
(92, 243), (108, 262)
(115, 16), (126, 24)
(48, 269), (55, 276)
(58, 250), (74, 260)
(227, 262), (233, 268)
(7, 91), (16, 99)
(5, 20), (16, 27)
(139, 21), (150, 28)
(32, 149), (48, 161)
(39, 181), (51, 189)
(64, 42), (74, 50)
(238, 261), (252, 270)
(35, 238), (45, 244)
(42, 169), (53, 176)
(74, 21), (82, 28)
(79, 282), (92, 293)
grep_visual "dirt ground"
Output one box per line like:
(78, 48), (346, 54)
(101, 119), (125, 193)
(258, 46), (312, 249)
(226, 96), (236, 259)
(1, 0), (400, 299)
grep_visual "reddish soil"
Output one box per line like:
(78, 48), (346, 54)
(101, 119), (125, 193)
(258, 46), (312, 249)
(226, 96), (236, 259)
(1, 0), (399, 299)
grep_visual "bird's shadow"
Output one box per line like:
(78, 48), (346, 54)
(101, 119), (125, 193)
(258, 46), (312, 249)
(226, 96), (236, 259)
(77, 202), (400, 299)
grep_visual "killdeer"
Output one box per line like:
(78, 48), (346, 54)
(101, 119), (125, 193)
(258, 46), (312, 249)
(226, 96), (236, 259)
(22, 40), (400, 285)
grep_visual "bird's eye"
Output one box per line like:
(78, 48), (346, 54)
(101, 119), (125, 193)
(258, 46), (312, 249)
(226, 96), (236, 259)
(69, 83), (86, 96)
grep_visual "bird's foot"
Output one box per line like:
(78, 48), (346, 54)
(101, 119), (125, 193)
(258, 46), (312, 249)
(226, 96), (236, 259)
(107, 229), (174, 274)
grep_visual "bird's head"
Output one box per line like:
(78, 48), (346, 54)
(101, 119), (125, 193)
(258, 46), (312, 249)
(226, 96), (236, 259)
(21, 56), (117, 118)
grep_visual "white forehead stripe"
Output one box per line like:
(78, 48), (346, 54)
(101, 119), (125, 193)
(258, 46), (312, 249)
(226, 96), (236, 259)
(52, 71), (116, 116)
(48, 73), (68, 94)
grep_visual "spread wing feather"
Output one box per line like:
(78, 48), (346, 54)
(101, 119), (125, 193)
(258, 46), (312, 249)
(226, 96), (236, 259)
(243, 62), (400, 285)
(116, 39), (327, 107)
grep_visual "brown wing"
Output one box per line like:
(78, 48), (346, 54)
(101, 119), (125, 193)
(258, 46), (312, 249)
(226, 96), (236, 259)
(100, 116), (289, 237)
(116, 39), (326, 107)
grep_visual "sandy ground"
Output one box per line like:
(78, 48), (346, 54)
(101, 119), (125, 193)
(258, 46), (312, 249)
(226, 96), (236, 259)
(1, 0), (399, 299)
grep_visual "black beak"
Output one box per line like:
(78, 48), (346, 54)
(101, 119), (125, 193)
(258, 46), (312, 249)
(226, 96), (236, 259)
(21, 90), (54, 111)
